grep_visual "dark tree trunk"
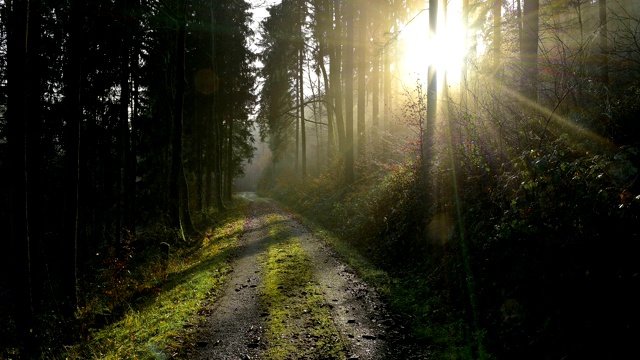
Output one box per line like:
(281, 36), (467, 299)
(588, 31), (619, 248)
(344, 0), (355, 185)
(26, 0), (44, 316)
(425, 0), (438, 167)
(7, 0), (35, 352)
(318, 55), (334, 159)
(195, 94), (204, 213)
(330, 0), (345, 153)
(599, 0), (609, 84)
(225, 112), (234, 200)
(521, 0), (539, 101)
(169, 0), (188, 239)
(211, 4), (225, 211)
(299, 43), (307, 178)
(356, 1), (366, 159)
(62, 0), (83, 315)
(493, 0), (502, 77)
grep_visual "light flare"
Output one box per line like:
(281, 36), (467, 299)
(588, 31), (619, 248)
(399, 0), (467, 86)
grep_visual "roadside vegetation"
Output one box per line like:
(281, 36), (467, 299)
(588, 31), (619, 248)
(260, 114), (640, 359)
(59, 200), (249, 359)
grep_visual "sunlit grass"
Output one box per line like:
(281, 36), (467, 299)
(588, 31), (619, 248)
(259, 214), (347, 360)
(64, 200), (249, 359)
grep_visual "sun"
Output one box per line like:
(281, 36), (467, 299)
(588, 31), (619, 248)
(399, 0), (467, 86)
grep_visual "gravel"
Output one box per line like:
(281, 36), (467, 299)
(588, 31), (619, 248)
(188, 193), (428, 359)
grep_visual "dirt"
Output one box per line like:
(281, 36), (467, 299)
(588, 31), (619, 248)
(188, 193), (427, 359)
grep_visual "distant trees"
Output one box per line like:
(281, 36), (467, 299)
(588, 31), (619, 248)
(258, 0), (424, 184)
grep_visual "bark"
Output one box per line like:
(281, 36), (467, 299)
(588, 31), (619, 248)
(169, 0), (188, 239)
(344, 0), (355, 185)
(462, 0), (469, 108)
(211, 4), (225, 211)
(7, 0), (35, 350)
(599, 0), (609, 84)
(521, 0), (539, 101)
(225, 112), (234, 200)
(356, 1), (366, 159)
(317, 54), (334, 158)
(493, 0), (502, 77)
(62, 0), (83, 314)
(299, 43), (307, 177)
(330, 0), (345, 153)
(371, 3), (380, 146)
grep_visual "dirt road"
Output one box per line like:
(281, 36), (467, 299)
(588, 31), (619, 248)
(189, 193), (425, 359)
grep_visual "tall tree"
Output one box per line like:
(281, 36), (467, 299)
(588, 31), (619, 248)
(344, 0), (355, 184)
(425, 0), (438, 167)
(599, 0), (609, 84)
(493, 0), (502, 77)
(330, 0), (346, 154)
(168, 0), (193, 239)
(298, 0), (307, 177)
(6, 0), (35, 351)
(62, 0), (84, 314)
(356, 1), (367, 159)
(521, 0), (539, 101)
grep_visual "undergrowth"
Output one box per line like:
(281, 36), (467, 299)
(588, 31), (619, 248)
(260, 136), (640, 359)
(61, 199), (249, 359)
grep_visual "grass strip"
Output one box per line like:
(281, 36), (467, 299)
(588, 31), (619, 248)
(64, 200), (249, 359)
(259, 214), (348, 360)
(293, 213), (474, 359)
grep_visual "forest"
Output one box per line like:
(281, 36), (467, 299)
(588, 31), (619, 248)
(1, 0), (639, 358)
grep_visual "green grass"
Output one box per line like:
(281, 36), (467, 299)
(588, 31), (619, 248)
(259, 214), (348, 360)
(63, 200), (249, 359)
(292, 212), (480, 359)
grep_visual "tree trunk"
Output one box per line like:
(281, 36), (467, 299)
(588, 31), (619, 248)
(493, 0), (502, 77)
(371, 4), (380, 149)
(169, 0), (188, 240)
(299, 43), (307, 178)
(521, 0), (539, 101)
(62, 0), (83, 315)
(344, 0), (355, 185)
(331, 0), (345, 153)
(211, 4), (225, 211)
(317, 55), (334, 159)
(425, 0), (438, 167)
(225, 112), (234, 200)
(356, 1), (366, 159)
(599, 0), (609, 84)
(7, 0), (35, 351)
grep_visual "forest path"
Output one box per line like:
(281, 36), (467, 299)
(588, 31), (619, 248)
(189, 193), (422, 359)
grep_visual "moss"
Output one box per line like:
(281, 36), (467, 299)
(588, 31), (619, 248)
(259, 215), (348, 360)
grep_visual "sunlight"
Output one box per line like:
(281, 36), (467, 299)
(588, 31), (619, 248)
(399, 0), (466, 86)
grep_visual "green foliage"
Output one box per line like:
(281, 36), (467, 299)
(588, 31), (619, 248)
(263, 117), (640, 358)
(60, 200), (249, 359)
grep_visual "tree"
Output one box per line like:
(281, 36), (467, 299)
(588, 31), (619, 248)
(167, 0), (194, 240)
(357, 1), (367, 159)
(298, 0), (307, 177)
(599, 0), (609, 84)
(521, 0), (539, 101)
(62, 0), (84, 314)
(257, 1), (299, 170)
(6, 0), (35, 351)
(424, 0), (438, 167)
(493, 0), (502, 77)
(344, 0), (355, 185)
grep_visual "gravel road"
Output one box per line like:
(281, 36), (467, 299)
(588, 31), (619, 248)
(189, 193), (427, 359)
